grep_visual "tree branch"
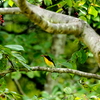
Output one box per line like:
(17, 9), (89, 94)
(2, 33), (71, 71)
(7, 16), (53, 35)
(15, 0), (100, 66)
(15, 0), (84, 35)
(0, 7), (21, 14)
(0, 67), (100, 80)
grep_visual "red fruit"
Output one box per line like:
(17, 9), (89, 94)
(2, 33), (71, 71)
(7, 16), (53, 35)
(1, 20), (4, 23)
(0, 18), (2, 20)
(0, 15), (2, 17)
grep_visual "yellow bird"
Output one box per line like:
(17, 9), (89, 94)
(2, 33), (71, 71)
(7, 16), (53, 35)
(41, 55), (55, 67)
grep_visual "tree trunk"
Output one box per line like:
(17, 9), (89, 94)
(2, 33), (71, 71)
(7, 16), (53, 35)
(44, 34), (66, 93)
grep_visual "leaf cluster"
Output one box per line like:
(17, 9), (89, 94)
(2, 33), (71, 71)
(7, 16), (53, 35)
(0, 44), (30, 71)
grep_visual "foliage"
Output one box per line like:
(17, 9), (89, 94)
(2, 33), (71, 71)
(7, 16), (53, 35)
(45, 0), (100, 29)
(0, 0), (100, 100)
(0, 44), (30, 70)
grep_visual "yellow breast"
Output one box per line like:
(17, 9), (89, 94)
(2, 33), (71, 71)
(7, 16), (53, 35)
(44, 57), (54, 67)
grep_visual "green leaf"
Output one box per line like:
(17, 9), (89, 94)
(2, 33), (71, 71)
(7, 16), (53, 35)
(5, 45), (24, 51)
(12, 53), (27, 63)
(32, 95), (38, 100)
(77, 49), (87, 64)
(0, 78), (6, 91)
(79, 16), (87, 22)
(11, 71), (21, 80)
(86, 52), (93, 57)
(42, 91), (50, 98)
(10, 91), (21, 98)
(78, 0), (86, 6)
(71, 62), (77, 70)
(93, 23), (98, 27)
(88, 6), (98, 17)
(0, 58), (7, 71)
(65, 0), (72, 7)
(97, 24), (100, 28)
(67, 95), (74, 100)
(33, 45), (42, 50)
(27, 71), (34, 78)
(70, 52), (77, 62)
(79, 9), (87, 16)
(19, 60), (30, 70)
(62, 62), (73, 68)
(81, 5), (88, 10)
(44, 0), (52, 6)
(92, 16), (100, 22)
(86, 15), (91, 20)
(56, 8), (63, 13)
(8, 0), (14, 7)
(63, 87), (72, 94)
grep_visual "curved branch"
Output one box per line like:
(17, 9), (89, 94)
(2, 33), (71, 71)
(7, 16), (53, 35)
(15, 0), (84, 35)
(0, 67), (100, 80)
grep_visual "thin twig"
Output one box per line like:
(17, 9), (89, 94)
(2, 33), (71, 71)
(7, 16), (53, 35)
(13, 79), (25, 95)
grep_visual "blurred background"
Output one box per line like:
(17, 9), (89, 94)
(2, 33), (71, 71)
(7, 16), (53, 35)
(0, 0), (100, 99)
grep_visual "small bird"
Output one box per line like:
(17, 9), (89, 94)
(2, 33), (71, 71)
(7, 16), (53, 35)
(41, 55), (55, 67)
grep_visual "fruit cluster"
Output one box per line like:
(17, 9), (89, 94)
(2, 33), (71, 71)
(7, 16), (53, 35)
(0, 15), (4, 25)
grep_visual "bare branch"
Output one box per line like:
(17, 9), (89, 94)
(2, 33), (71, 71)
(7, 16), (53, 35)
(15, 0), (84, 35)
(0, 67), (100, 80)
(82, 24), (100, 65)
(0, 7), (21, 14)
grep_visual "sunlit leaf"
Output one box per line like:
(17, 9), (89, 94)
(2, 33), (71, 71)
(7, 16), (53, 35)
(88, 6), (98, 17)
(79, 16), (87, 22)
(65, 0), (72, 7)
(5, 45), (24, 51)
(56, 8), (63, 13)
(42, 91), (50, 98)
(10, 91), (21, 98)
(8, 0), (14, 7)
(86, 15), (91, 20)
(78, 0), (86, 6)
(63, 87), (72, 94)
